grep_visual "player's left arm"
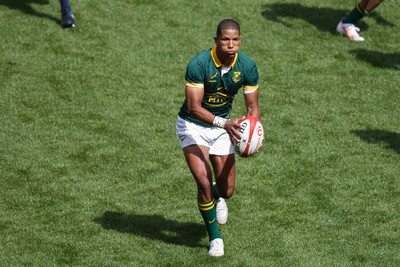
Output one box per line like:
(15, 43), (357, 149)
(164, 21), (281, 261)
(244, 90), (260, 119)
(243, 59), (260, 118)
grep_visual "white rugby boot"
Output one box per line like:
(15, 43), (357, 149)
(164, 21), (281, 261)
(216, 197), (228, 225)
(336, 20), (365, 41)
(208, 238), (224, 257)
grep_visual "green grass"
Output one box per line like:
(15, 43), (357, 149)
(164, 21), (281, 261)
(1, 0), (399, 266)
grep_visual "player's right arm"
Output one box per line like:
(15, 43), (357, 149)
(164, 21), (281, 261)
(185, 85), (215, 125)
(185, 85), (242, 141)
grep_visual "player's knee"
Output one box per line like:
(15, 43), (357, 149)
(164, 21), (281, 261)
(196, 178), (213, 196)
(220, 187), (234, 199)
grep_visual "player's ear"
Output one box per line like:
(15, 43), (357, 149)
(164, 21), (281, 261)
(214, 36), (218, 44)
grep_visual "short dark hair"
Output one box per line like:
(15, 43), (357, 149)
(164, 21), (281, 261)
(216, 19), (240, 36)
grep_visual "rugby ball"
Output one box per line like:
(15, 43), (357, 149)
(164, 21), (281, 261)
(234, 116), (264, 157)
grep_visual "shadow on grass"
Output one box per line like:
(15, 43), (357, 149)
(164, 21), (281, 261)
(261, 3), (394, 34)
(93, 211), (206, 248)
(351, 129), (400, 154)
(0, 0), (59, 25)
(350, 49), (400, 70)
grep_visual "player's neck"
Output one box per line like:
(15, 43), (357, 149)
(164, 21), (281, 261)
(217, 51), (235, 68)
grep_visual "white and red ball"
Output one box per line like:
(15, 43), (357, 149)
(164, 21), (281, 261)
(233, 116), (264, 157)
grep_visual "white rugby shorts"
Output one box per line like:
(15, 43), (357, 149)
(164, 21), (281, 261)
(176, 116), (234, 155)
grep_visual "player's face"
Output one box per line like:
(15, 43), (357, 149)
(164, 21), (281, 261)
(214, 29), (241, 58)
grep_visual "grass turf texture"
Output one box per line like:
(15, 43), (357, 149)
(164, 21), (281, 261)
(1, 0), (399, 266)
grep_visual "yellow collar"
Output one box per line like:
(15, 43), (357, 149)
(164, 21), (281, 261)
(211, 47), (238, 68)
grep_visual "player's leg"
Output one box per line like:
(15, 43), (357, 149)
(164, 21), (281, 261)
(337, 1), (366, 41)
(183, 145), (223, 256)
(207, 127), (236, 225)
(60, 0), (75, 28)
(210, 154), (236, 199)
(342, 0), (383, 24)
(176, 116), (224, 256)
(342, 1), (368, 25)
(336, 0), (383, 41)
(339, 0), (384, 29)
(183, 145), (213, 202)
(208, 127), (237, 200)
(177, 116), (215, 202)
(210, 153), (235, 225)
(360, 0), (384, 13)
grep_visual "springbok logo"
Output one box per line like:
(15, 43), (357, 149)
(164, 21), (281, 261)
(232, 71), (241, 83)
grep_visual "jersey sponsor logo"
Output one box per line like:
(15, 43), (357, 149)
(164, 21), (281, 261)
(232, 71), (241, 83)
(204, 92), (229, 106)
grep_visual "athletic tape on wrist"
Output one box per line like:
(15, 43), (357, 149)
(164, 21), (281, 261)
(213, 116), (228, 128)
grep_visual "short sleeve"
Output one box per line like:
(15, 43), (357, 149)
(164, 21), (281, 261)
(185, 58), (205, 87)
(243, 61), (259, 93)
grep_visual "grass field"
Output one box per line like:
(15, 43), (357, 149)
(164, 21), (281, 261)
(1, 0), (399, 266)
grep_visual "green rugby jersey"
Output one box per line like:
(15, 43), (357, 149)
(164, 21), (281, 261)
(178, 47), (259, 127)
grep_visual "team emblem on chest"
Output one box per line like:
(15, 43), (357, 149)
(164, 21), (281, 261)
(232, 71), (241, 83)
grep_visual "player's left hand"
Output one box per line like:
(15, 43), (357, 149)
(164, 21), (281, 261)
(224, 117), (243, 143)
